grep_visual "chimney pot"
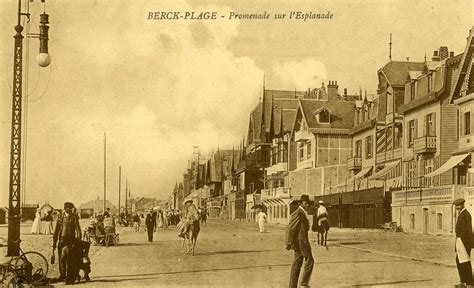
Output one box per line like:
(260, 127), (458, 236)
(433, 51), (438, 56)
(450, 51), (454, 57)
(344, 88), (347, 96)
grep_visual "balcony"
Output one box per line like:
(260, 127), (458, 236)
(413, 135), (437, 154)
(261, 187), (291, 200)
(347, 157), (362, 170)
(392, 185), (462, 206)
(266, 162), (288, 176)
(295, 130), (312, 142)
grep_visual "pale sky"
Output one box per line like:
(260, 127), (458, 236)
(0, 0), (472, 208)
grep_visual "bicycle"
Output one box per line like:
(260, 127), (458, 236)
(0, 240), (48, 287)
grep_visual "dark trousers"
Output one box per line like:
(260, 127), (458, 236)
(58, 241), (78, 283)
(147, 226), (154, 242)
(456, 256), (472, 284)
(289, 249), (314, 288)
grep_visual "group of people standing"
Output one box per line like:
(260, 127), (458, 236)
(31, 208), (54, 235)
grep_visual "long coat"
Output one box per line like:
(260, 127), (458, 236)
(456, 208), (473, 252)
(286, 207), (311, 253)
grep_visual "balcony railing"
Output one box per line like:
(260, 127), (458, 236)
(266, 162), (288, 176)
(261, 187), (291, 200)
(392, 185), (457, 205)
(295, 130), (312, 142)
(347, 157), (362, 170)
(413, 135), (437, 154)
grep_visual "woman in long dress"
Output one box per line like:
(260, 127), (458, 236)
(41, 210), (54, 234)
(256, 210), (267, 233)
(30, 209), (42, 234)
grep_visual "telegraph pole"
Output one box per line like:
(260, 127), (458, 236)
(103, 133), (107, 213)
(7, 0), (50, 256)
(118, 166), (121, 215)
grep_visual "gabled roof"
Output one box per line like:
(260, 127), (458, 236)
(299, 99), (355, 130)
(379, 61), (426, 87)
(449, 27), (474, 103)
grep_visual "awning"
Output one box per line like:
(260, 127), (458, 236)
(368, 160), (400, 180)
(424, 153), (470, 177)
(347, 166), (373, 183)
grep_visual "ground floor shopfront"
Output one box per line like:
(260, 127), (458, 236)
(314, 187), (391, 229)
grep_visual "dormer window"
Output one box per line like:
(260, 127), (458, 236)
(315, 107), (331, 123)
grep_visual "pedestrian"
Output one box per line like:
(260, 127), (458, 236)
(453, 198), (473, 286)
(31, 208), (42, 234)
(52, 202), (82, 285)
(133, 213), (141, 232)
(256, 208), (267, 233)
(285, 194), (314, 288)
(41, 210), (54, 235)
(145, 209), (156, 242)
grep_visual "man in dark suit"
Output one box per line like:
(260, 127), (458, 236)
(53, 202), (82, 285)
(286, 194), (313, 288)
(454, 198), (473, 286)
(145, 210), (156, 242)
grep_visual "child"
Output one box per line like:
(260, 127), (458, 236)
(75, 240), (91, 282)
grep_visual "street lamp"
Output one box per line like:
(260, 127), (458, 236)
(7, 0), (51, 256)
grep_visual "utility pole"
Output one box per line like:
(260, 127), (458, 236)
(125, 178), (128, 215)
(103, 133), (107, 213)
(7, 0), (51, 257)
(118, 166), (121, 215)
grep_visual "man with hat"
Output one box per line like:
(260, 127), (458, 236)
(178, 199), (200, 238)
(145, 209), (156, 242)
(285, 194), (314, 288)
(53, 202), (82, 284)
(453, 198), (473, 286)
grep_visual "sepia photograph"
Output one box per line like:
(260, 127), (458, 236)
(0, 0), (473, 286)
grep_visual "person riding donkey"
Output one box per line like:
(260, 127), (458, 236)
(178, 199), (200, 238)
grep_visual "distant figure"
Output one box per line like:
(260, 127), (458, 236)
(31, 208), (42, 234)
(133, 213), (141, 232)
(145, 210), (156, 242)
(286, 194), (313, 288)
(453, 198), (473, 286)
(104, 208), (111, 218)
(256, 209), (267, 233)
(41, 210), (54, 235)
(201, 208), (207, 225)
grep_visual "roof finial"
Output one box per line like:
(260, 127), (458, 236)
(424, 53), (427, 62)
(389, 33), (392, 61)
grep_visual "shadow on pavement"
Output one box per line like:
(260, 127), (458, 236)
(198, 249), (275, 256)
(92, 263), (292, 282)
(354, 279), (432, 286)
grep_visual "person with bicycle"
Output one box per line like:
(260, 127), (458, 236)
(52, 202), (82, 285)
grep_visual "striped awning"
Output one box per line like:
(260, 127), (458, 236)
(347, 166), (373, 183)
(368, 160), (400, 180)
(424, 153), (470, 177)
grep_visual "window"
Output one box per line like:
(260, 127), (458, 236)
(437, 213), (442, 230)
(299, 142), (304, 162)
(407, 162), (416, 187)
(365, 135), (373, 159)
(424, 158), (433, 187)
(307, 141), (312, 159)
(410, 213), (415, 229)
(457, 164), (467, 185)
(426, 113), (435, 136)
(318, 109), (330, 123)
(428, 73), (433, 93)
(281, 142), (288, 163)
(410, 81), (416, 100)
(394, 123), (403, 148)
(465, 112), (471, 135)
(408, 120), (416, 147)
(355, 140), (362, 158)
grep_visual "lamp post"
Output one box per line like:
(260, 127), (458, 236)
(7, 0), (51, 256)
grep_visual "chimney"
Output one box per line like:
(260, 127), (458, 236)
(432, 50), (440, 61)
(344, 88), (347, 98)
(450, 51), (454, 58)
(439, 46), (449, 60)
(327, 80), (339, 100)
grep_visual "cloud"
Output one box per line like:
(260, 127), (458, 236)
(270, 58), (327, 90)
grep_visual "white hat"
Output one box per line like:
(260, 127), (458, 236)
(318, 200), (324, 204)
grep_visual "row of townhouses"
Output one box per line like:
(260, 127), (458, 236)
(169, 28), (474, 235)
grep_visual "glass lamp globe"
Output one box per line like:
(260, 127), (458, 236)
(37, 53), (51, 67)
